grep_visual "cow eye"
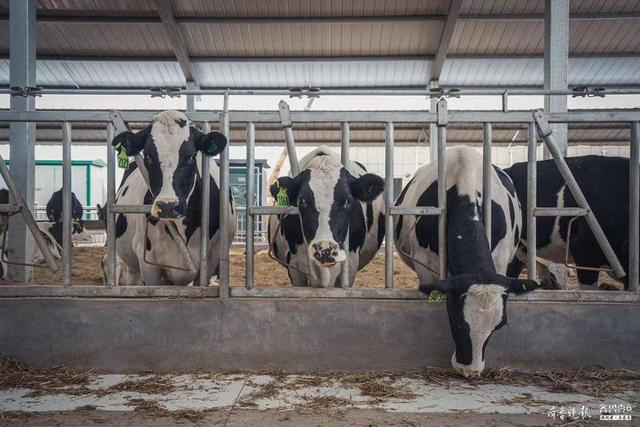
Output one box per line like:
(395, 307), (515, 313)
(299, 198), (307, 209)
(343, 199), (351, 209)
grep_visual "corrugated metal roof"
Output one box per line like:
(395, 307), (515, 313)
(180, 21), (443, 57)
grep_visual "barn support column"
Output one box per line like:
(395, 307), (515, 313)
(8, 0), (37, 282)
(543, 0), (569, 158)
(429, 96), (438, 164)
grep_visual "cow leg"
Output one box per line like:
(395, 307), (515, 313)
(287, 267), (309, 287)
(576, 269), (599, 289)
(513, 245), (565, 289)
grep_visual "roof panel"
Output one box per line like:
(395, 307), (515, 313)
(36, 22), (173, 57)
(450, 21), (544, 55)
(34, 0), (157, 17)
(180, 21), (443, 57)
(570, 20), (640, 54)
(460, 0), (544, 15)
(194, 59), (431, 88)
(441, 58), (543, 86)
(171, 0), (449, 17)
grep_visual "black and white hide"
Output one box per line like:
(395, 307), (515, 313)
(268, 147), (385, 287)
(505, 155), (631, 290)
(394, 146), (539, 377)
(107, 110), (235, 285)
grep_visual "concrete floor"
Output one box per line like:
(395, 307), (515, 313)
(1, 373), (637, 425)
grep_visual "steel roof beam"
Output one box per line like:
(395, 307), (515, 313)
(2, 12), (639, 24)
(430, 0), (463, 84)
(157, 0), (199, 89)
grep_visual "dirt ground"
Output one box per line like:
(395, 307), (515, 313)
(33, 246), (421, 288)
(0, 409), (571, 427)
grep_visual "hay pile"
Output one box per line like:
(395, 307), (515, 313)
(340, 373), (416, 400)
(0, 356), (92, 397)
(109, 375), (175, 394)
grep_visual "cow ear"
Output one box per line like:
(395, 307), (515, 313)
(196, 131), (228, 156)
(503, 277), (541, 294)
(419, 279), (455, 295)
(269, 177), (298, 202)
(351, 173), (385, 202)
(112, 127), (150, 156)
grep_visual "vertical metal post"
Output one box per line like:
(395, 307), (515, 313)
(8, 0), (36, 282)
(278, 100), (300, 176)
(543, 0), (569, 158)
(527, 123), (537, 281)
(429, 97), (438, 164)
(62, 122), (72, 286)
(483, 122), (492, 245)
(246, 123), (256, 290)
(629, 122), (639, 292)
(341, 122), (351, 288)
(502, 91), (509, 112)
(199, 121), (211, 286)
(437, 98), (448, 280)
(218, 90), (231, 298)
(106, 122), (117, 286)
(384, 122), (394, 288)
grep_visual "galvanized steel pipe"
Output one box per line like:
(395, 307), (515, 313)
(246, 122), (256, 290)
(106, 122), (116, 286)
(483, 122), (492, 245)
(218, 90), (231, 297)
(199, 122), (211, 286)
(437, 98), (448, 280)
(630, 122), (639, 292)
(384, 122), (394, 288)
(62, 122), (72, 286)
(527, 123), (537, 281)
(341, 122), (350, 288)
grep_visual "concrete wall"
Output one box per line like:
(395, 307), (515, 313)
(0, 298), (637, 373)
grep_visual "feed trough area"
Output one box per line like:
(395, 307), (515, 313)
(1, 0), (640, 424)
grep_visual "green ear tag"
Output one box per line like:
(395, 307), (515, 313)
(428, 289), (447, 303)
(276, 186), (289, 207)
(115, 144), (130, 169)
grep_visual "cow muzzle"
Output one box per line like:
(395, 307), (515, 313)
(310, 240), (346, 267)
(151, 199), (183, 219)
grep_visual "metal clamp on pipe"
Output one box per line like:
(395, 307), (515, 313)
(150, 87), (182, 98)
(9, 86), (42, 98)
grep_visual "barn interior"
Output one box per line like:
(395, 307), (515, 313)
(0, 1), (639, 424)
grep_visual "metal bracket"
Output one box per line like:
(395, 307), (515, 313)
(429, 87), (460, 99)
(10, 86), (42, 97)
(289, 87), (320, 99)
(109, 110), (130, 135)
(436, 98), (448, 127)
(278, 99), (292, 128)
(532, 110), (552, 138)
(150, 87), (182, 98)
(571, 86), (606, 98)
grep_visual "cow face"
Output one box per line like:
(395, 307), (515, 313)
(420, 274), (539, 378)
(112, 111), (227, 219)
(270, 156), (384, 269)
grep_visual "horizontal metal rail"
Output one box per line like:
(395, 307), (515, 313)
(2, 110), (640, 124)
(389, 206), (442, 216)
(109, 205), (152, 214)
(248, 206), (300, 215)
(2, 87), (640, 97)
(534, 207), (589, 217)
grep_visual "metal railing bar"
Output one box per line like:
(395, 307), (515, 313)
(527, 123), (537, 281)
(437, 98), (448, 280)
(249, 206), (300, 215)
(384, 122), (394, 289)
(534, 207), (589, 216)
(108, 205), (152, 214)
(483, 122), (492, 245)
(199, 121), (211, 287)
(62, 121), (72, 286)
(106, 121), (116, 286)
(218, 90), (231, 298)
(246, 122), (256, 290)
(341, 122), (350, 288)
(389, 206), (442, 216)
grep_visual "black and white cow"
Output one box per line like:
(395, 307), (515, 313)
(108, 110), (234, 285)
(395, 146), (539, 377)
(268, 146), (385, 287)
(505, 155), (630, 290)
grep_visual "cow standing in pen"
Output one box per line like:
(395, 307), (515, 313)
(395, 146), (539, 377)
(107, 110), (234, 285)
(505, 155), (630, 290)
(268, 146), (385, 287)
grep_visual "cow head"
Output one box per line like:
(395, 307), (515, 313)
(270, 155), (384, 276)
(112, 111), (227, 220)
(420, 273), (539, 378)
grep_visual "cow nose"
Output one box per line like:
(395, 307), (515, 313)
(311, 241), (340, 266)
(152, 200), (182, 218)
(457, 367), (482, 379)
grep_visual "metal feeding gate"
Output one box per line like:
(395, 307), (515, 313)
(0, 88), (639, 299)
